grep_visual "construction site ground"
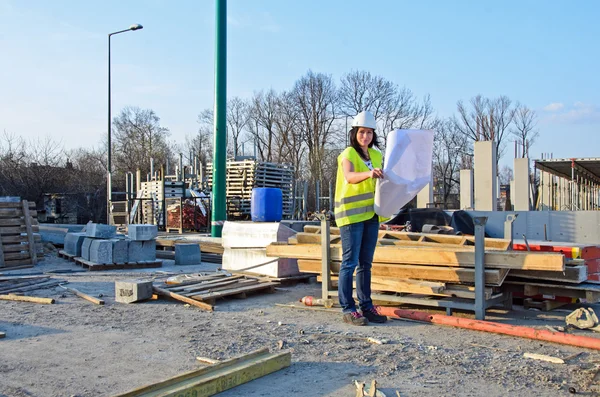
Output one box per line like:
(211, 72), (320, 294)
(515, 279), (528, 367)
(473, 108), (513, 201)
(2, 253), (600, 397)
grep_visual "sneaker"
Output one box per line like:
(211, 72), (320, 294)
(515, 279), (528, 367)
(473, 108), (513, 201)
(362, 306), (388, 323)
(343, 311), (368, 326)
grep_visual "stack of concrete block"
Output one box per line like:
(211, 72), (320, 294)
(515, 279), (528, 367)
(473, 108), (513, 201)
(127, 224), (158, 262)
(66, 223), (159, 265)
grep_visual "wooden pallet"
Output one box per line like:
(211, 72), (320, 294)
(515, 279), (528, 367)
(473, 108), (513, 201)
(523, 297), (568, 311)
(73, 257), (162, 271)
(153, 273), (278, 310)
(57, 250), (77, 261)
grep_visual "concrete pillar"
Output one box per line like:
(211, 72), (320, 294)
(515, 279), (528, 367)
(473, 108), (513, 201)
(513, 158), (530, 211)
(417, 183), (433, 208)
(474, 141), (497, 211)
(460, 169), (474, 210)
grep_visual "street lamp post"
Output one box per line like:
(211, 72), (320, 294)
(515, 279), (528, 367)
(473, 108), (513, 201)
(107, 24), (143, 224)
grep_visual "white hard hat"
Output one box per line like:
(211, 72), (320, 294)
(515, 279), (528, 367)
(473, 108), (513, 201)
(351, 110), (376, 130)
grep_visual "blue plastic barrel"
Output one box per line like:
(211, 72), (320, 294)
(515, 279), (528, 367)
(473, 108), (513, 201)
(251, 187), (283, 222)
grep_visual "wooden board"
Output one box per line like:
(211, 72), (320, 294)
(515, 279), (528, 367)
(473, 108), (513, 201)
(153, 286), (214, 311)
(268, 243), (564, 271)
(0, 202), (35, 209)
(318, 275), (445, 294)
(509, 265), (587, 284)
(190, 281), (278, 301)
(0, 225), (40, 235)
(298, 259), (506, 286)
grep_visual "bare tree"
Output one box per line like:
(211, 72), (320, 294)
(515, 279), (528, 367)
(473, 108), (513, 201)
(511, 104), (538, 157)
(273, 91), (306, 178)
(248, 90), (279, 162)
(499, 165), (514, 185)
(112, 106), (172, 186)
(454, 95), (516, 162)
(292, 70), (338, 183)
(338, 71), (434, 148)
(227, 97), (250, 158)
(431, 120), (467, 207)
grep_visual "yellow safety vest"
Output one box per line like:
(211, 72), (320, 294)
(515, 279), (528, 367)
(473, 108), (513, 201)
(334, 147), (385, 227)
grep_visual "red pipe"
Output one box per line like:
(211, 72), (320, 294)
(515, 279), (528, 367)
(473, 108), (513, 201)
(378, 307), (600, 351)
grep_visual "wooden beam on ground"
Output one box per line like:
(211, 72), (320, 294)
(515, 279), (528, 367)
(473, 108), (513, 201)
(153, 285), (214, 311)
(299, 260), (505, 286)
(0, 294), (55, 304)
(509, 265), (587, 284)
(60, 286), (104, 305)
(113, 347), (291, 397)
(190, 281), (277, 301)
(268, 243), (564, 271)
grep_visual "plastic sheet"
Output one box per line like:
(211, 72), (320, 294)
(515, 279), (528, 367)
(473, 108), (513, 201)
(374, 129), (434, 217)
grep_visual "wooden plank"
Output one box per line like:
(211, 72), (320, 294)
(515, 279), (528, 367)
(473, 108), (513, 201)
(0, 294), (55, 304)
(0, 208), (37, 218)
(1, 243), (32, 253)
(61, 286), (104, 305)
(182, 280), (260, 297)
(298, 260), (504, 286)
(191, 281), (278, 301)
(2, 252), (31, 261)
(267, 243), (564, 271)
(318, 275), (445, 294)
(509, 265), (587, 284)
(1, 235), (41, 244)
(0, 230), (4, 266)
(153, 285), (214, 311)
(0, 218), (25, 227)
(168, 276), (246, 292)
(0, 202), (35, 209)
(113, 348), (291, 397)
(0, 225), (40, 235)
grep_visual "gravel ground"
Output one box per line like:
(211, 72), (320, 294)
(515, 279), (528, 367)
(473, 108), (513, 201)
(1, 253), (600, 397)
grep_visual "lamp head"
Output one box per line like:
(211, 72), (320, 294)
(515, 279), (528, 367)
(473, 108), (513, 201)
(130, 24), (143, 31)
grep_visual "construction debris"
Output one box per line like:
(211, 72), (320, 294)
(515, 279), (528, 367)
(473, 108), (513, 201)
(59, 285), (105, 305)
(523, 352), (565, 364)
(0, 294), (54, 304)
(566, 308), (600, 332)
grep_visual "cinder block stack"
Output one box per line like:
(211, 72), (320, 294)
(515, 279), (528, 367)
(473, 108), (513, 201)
(63, 223), (158, 265)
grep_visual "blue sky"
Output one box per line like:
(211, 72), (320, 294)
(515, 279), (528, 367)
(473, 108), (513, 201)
(1, 0), (598, 169)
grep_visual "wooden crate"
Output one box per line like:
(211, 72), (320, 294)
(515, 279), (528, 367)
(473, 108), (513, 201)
(0, 200), (43, 268)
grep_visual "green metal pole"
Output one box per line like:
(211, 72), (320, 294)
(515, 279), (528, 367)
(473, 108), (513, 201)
(211, 0), (227, 237)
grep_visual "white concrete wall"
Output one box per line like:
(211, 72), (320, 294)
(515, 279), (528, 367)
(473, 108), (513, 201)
(460, 169), (474, 210)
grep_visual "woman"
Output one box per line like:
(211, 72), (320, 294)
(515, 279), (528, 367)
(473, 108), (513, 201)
(334, 110), (388, 326)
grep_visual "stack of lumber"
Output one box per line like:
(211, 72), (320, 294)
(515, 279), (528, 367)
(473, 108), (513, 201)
(155, 236), (224, 263)
(0, 199), (44, 270)
(266, 225), (571, 302)
(206, 160), (294, 219)
(504, 240), (600, 306)
(153, 272), (279, 311)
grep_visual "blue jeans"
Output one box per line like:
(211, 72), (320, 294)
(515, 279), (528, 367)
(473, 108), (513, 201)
(338, 215), (379, 313)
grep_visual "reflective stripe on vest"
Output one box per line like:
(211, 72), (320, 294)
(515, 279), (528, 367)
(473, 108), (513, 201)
(334, 191), (374, 207)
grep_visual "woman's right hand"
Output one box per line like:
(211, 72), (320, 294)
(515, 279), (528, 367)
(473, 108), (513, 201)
(370, 168), (383, 179)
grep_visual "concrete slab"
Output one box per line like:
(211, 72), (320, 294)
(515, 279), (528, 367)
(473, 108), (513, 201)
(86, 223), (117, 239)
(221, 221), (296, 249)
(115, 280), (153, 303)
(222, 247), (298, 278)
(474, 141), (498, 211)
(127, 224), (158, 241)
(128, 240), (156, 262)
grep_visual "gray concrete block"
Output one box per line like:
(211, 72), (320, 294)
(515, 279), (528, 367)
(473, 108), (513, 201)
(81, 238), (95, 261)
(86, 223), (117, 239)
(64, 232), (87, 256)
(111, 239), (129, 264)
(141, 240), (156, 261)
(89, 239), (114, 264)
(115, 279), (153, 303)
(128, 224), (158, 241)
(175, 243), (201, 265)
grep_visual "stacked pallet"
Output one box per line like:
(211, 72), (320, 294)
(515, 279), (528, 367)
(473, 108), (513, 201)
(153, 272), (279, 311)
(206, 160), (294, 219)
(0, 199), (44, 270)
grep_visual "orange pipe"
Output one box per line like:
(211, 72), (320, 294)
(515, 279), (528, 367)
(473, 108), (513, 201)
(378, 307), (600, 351)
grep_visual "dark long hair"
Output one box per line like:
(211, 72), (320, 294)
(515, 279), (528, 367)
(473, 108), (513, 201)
(349, 127), (380, 160)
